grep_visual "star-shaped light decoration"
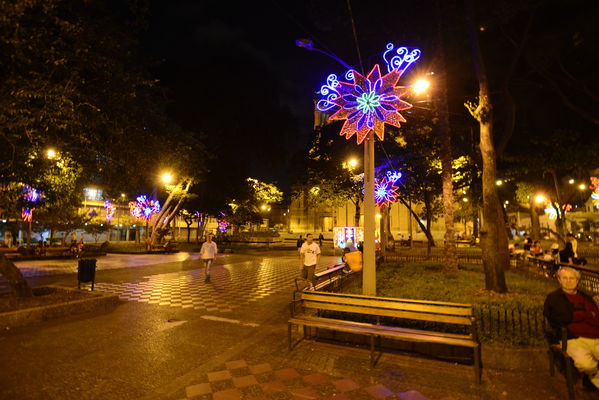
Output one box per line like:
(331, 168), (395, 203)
(129, 195), (161, 220)
(329, 65), (412, 145)
(374, 177), (399, 208)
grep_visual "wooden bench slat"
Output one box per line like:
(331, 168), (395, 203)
(302, 300), (474, 325)
(296, 315), (474, 341)
(301, 294), (473, 317)
(303, 290), (473, 308)
(289, 317), (477, 348)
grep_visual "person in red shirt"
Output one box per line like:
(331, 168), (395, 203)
(544, 267), (599, 390)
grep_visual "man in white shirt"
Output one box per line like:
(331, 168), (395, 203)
(299, 233), (320, 290)
(200, 233), (218, 282)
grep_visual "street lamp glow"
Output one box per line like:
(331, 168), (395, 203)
(375, 213), (382, 219)
(348, 158), (358, 168)
(120, 193), (126, 198)
(462, 197), (469, 202)
(535, 194), (546, 204)
(411, 78), (430, 94)
(568, 179), (575, 184)
(260, 204), (267, 211)
(161, 172), (173, 184)
(495, 179), (503, 186)
(505, 200), (509, 205)
(46, 149), (56, 159)
(579, 184), (586, 190)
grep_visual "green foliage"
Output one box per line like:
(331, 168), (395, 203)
(0, 0), (207, 196)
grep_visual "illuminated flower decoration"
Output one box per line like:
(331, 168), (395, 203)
(328, 65), (412, 144)
(21, 208), (33, 222)
(374, 178), (399, 208)
(316, 43), (419, 145)
(217, 212), (229, 233)
(104, 200), (116, 223)
(21, 184), (40, 222)
(544, 204), (557, 220)
(591, 177), (599, 210)
(129, 195), (160, 220)
(23, 185), (40, 203)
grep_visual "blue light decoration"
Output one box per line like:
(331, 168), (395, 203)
(382, 43), (421, 74)
(316, 43), (420, 145)
(374, 178), (399, 208)
(385, 170), (402, 183)
(21, 184), (40, 222)
(23, 185), (40, 203)
(217, 212), (229, 233)
(129, 195), (161, 220)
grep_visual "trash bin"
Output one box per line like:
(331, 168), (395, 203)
(78, 258), (97, 290)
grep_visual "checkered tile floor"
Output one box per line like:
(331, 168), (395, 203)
(92, 256), (338, 313)
(180, 359), (419, 400)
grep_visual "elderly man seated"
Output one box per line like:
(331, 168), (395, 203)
(544, 266), (599, 390)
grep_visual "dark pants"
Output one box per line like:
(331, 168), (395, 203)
(302, 264), (316, 285)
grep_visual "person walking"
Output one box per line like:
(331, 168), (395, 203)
(299, 233), (320, 290)
(200, 233), (218, 282)
(296, 234), (303, 251)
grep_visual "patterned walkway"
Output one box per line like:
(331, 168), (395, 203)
(180, 359), (403, 400)
(93, 255), (339, 313)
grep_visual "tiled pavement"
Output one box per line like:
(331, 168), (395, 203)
(92, 256), (338, 313)
(179, 359), (412, 400)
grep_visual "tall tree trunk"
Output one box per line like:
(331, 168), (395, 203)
(530, 198), (541, 240)
(465, 0), (507, 292)
(0, 254), (33, 297)
(435, 0), (457, 272)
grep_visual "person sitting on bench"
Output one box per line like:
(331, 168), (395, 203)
(544, 266), (599, 391)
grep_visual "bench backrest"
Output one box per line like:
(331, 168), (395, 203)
(299, 291), (473, 326)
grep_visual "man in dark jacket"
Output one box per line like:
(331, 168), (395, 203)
(544, 266), (599, 390)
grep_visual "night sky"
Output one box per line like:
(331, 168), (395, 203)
(136, 0), (598, 206)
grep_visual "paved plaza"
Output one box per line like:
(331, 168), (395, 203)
(0, 250), (583, 399)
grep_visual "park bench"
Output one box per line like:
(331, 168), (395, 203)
(293, 263), (349, 292)
(288, 291), (481, 384)
(545, 322), (580, 400)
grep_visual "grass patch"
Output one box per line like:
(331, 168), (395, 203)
(345, 262), (558, 345)
(357, 262), (558, 307)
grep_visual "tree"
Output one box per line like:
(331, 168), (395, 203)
(0, 0), (207, 296)
(465, 0), (507, 292)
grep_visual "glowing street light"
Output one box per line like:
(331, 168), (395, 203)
(568, 179), (575, 184)
(348, 158), (358, 168)
(161, 172), (173, 184)
(495, 179), (503, 186)
(411, 78), (431, 95)
(578, 184), (587, 190)
(46, 149), (56, 159)
(462, 197), (469, 202)
(534, 194), (546, 204)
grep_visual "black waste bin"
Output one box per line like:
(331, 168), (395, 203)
(77, 258), (97, 290)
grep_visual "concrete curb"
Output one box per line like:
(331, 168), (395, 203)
(0, 285), (119, 330)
